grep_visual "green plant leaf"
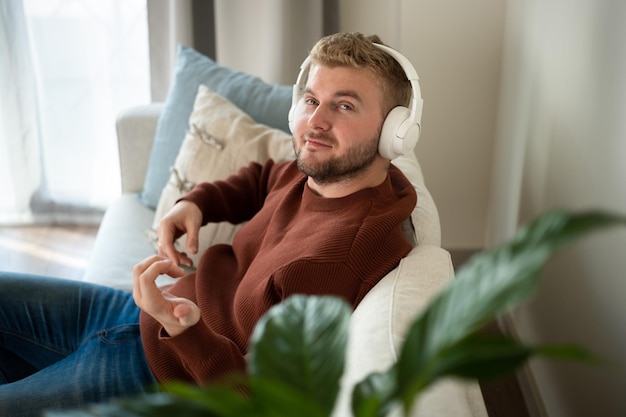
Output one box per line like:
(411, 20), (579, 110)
(427, 332), (535, 381)
(351, 370), (398, 417)
(247, 294), (351, 415)
(534, 343), (601, 364)
(162, 381), (255, 417)
(390, 210), (626, 413)
(433, 333), (600, 381)
(247, 377), (329, 417)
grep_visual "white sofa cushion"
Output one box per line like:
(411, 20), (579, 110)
(83, 194), (156, 289)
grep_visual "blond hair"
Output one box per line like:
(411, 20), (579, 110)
(308, 32), (412, 114)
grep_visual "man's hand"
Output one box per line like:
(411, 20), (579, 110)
(132, 255), (201, 337)
(157, 200), (203, 267)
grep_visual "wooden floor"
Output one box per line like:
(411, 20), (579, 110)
(0, 225), (99, 280)
(0, 226), (530, 417)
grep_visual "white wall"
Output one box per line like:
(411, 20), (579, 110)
(215, 0), (323, 85)
(488, 1), (626, 416)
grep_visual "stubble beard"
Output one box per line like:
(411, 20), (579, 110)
(294, 132), (380, 185)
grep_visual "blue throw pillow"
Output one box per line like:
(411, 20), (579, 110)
(140, 45), (293, 208)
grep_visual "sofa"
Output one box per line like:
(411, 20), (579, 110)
(83, 46), (488, 417)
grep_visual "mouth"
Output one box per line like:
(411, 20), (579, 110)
(302, 134), (333, 150)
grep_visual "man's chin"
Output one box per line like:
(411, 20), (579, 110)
(295, 158), (318, 178)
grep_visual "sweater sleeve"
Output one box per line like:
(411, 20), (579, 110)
(157, 320), (247, 385)
(140, 306), (248, 385)
(180, 159), (278, 226)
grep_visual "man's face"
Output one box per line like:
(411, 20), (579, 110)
(291, 64), (386, 185)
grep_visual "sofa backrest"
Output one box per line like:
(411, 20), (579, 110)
(392, 151), (442, 247)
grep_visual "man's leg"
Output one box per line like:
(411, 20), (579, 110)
(0, 272), (156, 417)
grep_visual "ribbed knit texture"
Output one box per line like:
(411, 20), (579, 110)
(140, 159), (416, 384)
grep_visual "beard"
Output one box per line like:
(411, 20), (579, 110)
(294, 131), (380, 185)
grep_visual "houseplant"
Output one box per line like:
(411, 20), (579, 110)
(51, 210), (626, 417)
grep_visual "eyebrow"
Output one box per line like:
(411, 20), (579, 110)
(304, 87), (365, 104)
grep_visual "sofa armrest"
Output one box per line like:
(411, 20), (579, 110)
(116, 103), (163, 194)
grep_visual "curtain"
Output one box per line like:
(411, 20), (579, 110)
(0, 1), (42, 224)
(147, 0), (335, 98)
(0, 0), (150, 225)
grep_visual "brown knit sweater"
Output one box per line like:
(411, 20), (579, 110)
(140, 159), (416, 385)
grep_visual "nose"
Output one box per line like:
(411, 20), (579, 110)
(307, 104), (331, 131)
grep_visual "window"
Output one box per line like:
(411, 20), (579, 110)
(23, 0), (150, 209)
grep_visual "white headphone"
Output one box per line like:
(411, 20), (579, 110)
(287, 43), (423, 160)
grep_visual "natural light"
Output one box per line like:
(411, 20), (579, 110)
(22, 0), (150, 209)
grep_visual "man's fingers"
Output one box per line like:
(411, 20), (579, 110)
(133, 256), (184, 302)
(173, 302), (201, 328)
(185, 231), (199, 255)
(132, 255), (163, 300)
(156, 221), (182, 264)
(158, 241), (180, 265)
(132, 255), (199, 337)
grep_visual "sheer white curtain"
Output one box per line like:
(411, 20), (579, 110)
(0, 0), (150, 225)
(0, 1), (42, 224)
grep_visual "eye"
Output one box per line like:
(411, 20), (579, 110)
(338, 103), (353, 111)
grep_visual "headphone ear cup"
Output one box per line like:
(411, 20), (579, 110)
(378, 106), (420, 160)
(288, 84), (301, 134)
(288, 105), (296, 134)
(289, 57), (311, 135)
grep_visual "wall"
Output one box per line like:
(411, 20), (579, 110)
(215, 0), (323, 85)
(488, 1), (626, 416)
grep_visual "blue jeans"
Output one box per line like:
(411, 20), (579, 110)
(0, 272), (156, 417)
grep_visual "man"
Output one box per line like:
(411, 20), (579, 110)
(0, 32), (417, 416)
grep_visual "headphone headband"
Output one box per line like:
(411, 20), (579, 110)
(288, 43), (423, 159)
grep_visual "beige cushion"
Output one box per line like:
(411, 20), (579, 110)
(150, 85), (295, 266)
